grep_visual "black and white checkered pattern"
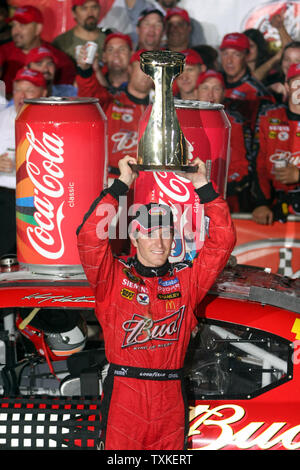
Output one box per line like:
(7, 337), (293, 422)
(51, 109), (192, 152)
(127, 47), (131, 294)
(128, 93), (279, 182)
(0, 396), (101, 449)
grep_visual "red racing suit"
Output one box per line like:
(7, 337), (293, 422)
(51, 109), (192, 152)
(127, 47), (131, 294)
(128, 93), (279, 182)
(77, 178), (236, 450)
(252, 103), (300, 218)
(224, 70), (275, 131)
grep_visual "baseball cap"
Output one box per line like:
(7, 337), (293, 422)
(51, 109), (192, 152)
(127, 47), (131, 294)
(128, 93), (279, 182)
(197, 69), (225, 87)
(165, 7), (191, 24)
(130, 49), (147, 64)
(25, 46), (57, 66)
(104, 32), (133, 50)
(286, 63), (300, 81)
(131, 203), (174, 235)
(220, 33), (250, 52)
(13, 67), (47, 88)
(181, 49), (203, 65)
(137, 7), (165, 25)
(8, 5), (43, 24)
(72, 0), (99, 7)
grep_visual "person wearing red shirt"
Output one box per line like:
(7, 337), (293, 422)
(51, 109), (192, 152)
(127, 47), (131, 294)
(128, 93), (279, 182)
(76, 48), (152, 179)
(197, 69), (252, 212)
(76, 48), (153, 254)
(252, 63), (300, 225)
(76, 154), (236, 450)
(220, 32), (275, 131)
(0, 5), (76, 97)
(100, 32), (133, 93)
(175, 48), (206, 100)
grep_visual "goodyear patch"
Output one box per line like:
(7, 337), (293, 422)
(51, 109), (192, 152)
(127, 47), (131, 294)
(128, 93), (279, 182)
(157, 291), (181, 300)
(121, 288), (135, 300)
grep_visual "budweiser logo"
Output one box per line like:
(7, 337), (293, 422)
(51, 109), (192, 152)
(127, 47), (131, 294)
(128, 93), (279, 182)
(111, 131), (138, 153)
(121, 306), (185, 348)
(25, 124), (65, 259)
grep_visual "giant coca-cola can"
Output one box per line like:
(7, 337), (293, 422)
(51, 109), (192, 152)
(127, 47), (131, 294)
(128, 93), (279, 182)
(174, 99), (231, 198)
(15, 97), (107, 274)
(133, 99), (231, 262)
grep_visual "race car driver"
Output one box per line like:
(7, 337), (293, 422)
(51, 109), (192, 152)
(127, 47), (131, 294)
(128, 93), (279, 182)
(77, 155), (236, 450)
(252, 63), (300, 225)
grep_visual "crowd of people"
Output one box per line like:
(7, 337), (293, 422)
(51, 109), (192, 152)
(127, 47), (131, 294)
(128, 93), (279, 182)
(0, 0), (300, 257)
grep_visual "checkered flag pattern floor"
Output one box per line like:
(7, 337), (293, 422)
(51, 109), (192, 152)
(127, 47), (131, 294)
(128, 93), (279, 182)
(0, 396), (101, 449)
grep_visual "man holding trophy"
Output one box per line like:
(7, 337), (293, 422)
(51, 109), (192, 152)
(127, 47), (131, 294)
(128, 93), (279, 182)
(77, 51), (236, 450)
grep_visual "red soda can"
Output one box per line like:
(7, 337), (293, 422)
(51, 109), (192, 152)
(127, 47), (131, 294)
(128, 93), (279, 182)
(15, 97), (107, 274)
(133, 99), (230, 262)
(174, 99), (231, 198)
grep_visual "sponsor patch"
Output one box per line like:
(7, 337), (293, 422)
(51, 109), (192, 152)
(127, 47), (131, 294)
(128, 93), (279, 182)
(157, 291), (181, 300)
(121, 288), (135, 300)
(123, 268), (144, 284)
(111, 112), (121, 120)
(158, 277), (179, 287)
(137, 293), (150, 305)
(278, 131), (289, 141)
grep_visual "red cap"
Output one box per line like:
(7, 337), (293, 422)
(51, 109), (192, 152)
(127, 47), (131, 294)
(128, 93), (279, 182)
(220, 33), (250, 52)
(8, 5), (43, 24)
(130, 49), (147, 64)
(287, 63), (300, 81)
(181, 49), (203, 65)
(165, 7), (190, 24)
(72, 0), (99, 6)
(197, 69), (225, 88)
(104, 32), (133, 50)
(14, 67), (47, 88)
(25, 46), (57, 66)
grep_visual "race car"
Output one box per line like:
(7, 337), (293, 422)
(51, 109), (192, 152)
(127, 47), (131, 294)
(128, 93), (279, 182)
(0, 256), (299, 450)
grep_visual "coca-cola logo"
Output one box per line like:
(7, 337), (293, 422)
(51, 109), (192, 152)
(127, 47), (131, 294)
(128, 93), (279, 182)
(152, 172), (203, 262)
(25, 124), (65, 260)
(122, 306), (185, 348)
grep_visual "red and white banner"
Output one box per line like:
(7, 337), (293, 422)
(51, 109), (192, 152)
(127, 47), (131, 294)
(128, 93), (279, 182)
(232, 214), (300, 278)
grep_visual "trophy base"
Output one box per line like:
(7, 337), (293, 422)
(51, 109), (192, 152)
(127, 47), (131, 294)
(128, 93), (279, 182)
(130, 164), (198, 173)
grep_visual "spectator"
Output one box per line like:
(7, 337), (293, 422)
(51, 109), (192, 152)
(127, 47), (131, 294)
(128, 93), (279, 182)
(193, 44), (219, 71)
(175, 49), (206, 100)
(156, 0), (205, 46)
(220, 32), (275, 130)
(197, 69), (252, 212)
(0, 1), (11, 45)
(76, 49), (152, 178)
(123, 0), (164, 47)
(252, 63), (300, 225)
(0, 5), (76, 98)
(136, 7), (165, 51)
(244, 28), (280, 83)
(98, 0), (161, 45)
(165, 7), (192, 52)
(100, 33), (133, 93)
(26, 46), (77, 97)
(76, 49), (153, 254)
(0, 67), (47, 257)
(52, 0), (106, 64)
(266, 41), (300, 103)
